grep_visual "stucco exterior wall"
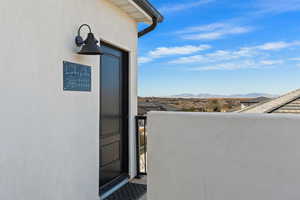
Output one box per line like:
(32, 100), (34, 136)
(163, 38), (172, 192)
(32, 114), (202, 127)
(148, 112), (300, 200)
(0, 0), (138, 199)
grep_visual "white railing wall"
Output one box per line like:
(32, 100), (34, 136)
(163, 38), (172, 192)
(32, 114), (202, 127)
(147, 112), (300, 200)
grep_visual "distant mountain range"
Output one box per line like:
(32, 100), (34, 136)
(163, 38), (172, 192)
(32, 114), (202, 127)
(169, 93), (278, 98)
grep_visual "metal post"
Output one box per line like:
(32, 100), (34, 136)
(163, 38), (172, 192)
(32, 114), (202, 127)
(135, 116), (141, 179)
(144, 119), (147, 174)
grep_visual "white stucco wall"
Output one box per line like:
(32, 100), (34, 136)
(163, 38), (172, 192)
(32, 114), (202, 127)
(0, 0), (138, 199)
(148, 112), (300, 200)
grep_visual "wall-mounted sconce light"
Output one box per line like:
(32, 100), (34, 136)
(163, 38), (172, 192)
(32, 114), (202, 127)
(75, 24), (103, 55)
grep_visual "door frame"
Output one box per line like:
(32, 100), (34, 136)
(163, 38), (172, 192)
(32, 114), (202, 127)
(99, 41), (130, 195)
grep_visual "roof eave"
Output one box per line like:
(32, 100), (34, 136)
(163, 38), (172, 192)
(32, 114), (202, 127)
(133, 0), (164, 23)
(107, 0), (163, 24)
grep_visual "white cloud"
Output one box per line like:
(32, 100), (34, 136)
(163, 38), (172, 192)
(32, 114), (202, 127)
(184, 32), (223, 40)
(189, 59), (282, 71)
(139, 45), (211, 64)
(260, 60), (284, 65)
(180, 23), (253, 41)
(159, 0), (215, 14)
(177, 23), (228, 34)
(256, 41), (300, 50)
(256, 0), (300, 14)
(207, 48), (256, 59)
(170, 55), (205, 64)
(138, 57), (153, 64)
(190, 61), (260, 71)
(290, 57), (300, 61)
(169, 41), (300, 64)
(170, 48), (257, 64)
(149, 45), (210, 58)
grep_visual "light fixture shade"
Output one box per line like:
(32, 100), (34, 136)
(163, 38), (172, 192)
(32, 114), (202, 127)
(78, 33), (103, 55)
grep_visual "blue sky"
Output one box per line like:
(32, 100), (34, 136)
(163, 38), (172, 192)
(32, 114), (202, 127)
(138, 0), (300, 97)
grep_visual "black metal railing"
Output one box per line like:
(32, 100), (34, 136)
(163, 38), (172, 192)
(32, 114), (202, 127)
(136, 115), (147, 177)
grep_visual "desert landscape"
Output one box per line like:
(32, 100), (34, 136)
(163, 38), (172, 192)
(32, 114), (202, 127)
(138, 97), (254, 115)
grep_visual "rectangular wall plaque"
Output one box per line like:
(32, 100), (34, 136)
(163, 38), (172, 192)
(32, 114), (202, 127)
(63, 61), (91, 92)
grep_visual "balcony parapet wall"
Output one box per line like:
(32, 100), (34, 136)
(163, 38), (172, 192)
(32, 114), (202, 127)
(148, 112), (300, 200)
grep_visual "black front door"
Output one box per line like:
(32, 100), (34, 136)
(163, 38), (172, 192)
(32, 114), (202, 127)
(99, 43), (129, 191)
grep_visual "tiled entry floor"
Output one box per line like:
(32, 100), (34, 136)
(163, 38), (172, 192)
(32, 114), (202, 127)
(131, 176), (147, 200)
(104, 176), (147, 200)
